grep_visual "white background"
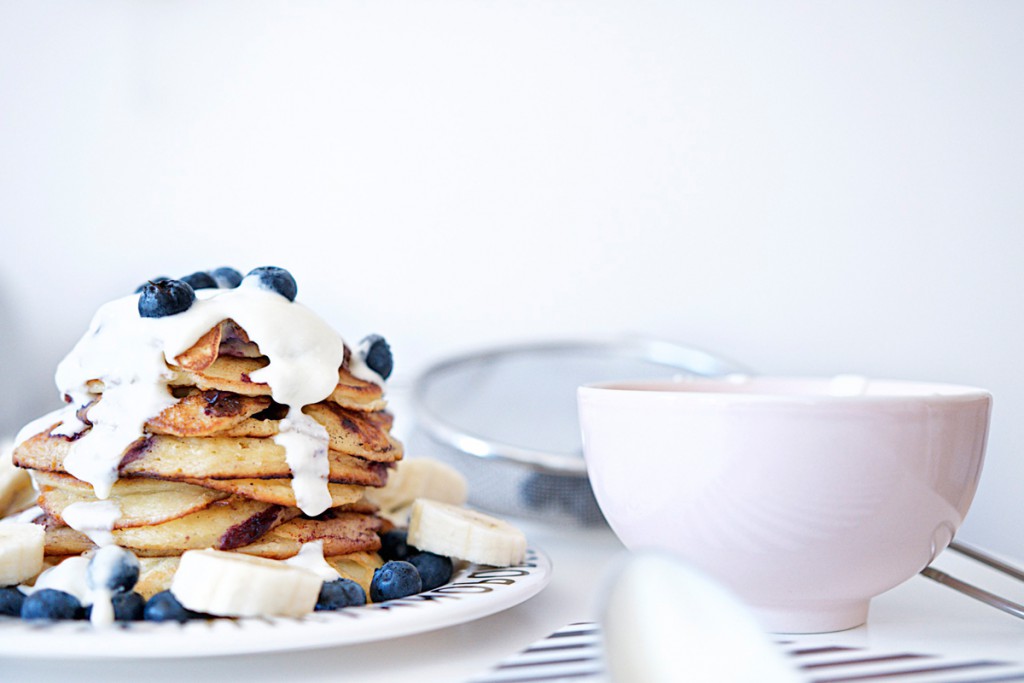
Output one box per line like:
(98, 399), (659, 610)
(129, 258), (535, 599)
(1, 2), (1022, 555)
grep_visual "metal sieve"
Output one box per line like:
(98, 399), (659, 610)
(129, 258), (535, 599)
(406, 338), (746, 526)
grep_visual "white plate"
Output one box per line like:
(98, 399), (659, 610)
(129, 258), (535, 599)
(0, 547), (551, 659)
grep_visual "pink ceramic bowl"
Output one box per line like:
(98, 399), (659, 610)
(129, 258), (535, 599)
(578, 376), (992, 633)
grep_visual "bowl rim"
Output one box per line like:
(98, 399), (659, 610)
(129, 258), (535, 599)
(578, 374), (992, 403)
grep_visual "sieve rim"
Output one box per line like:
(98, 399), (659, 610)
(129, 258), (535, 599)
(410, 338), (747, 476)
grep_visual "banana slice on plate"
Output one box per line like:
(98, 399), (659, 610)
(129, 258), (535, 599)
(365, 458), (468, 514)
(407, 498), (526, 567)
(0, 523), (45, 586)
(1, 441), (34, 517)
(171, 549), (321, 618)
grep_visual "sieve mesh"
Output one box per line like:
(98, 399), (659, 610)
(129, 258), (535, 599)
(409, 339), (745, 526)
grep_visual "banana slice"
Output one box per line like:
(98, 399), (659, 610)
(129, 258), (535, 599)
(171, 549), (322, 617)
(365, 458), (468, 514)
(1, 440), (33, 516)
(0, 523), (45, 586)
(407, 499), (527, 567)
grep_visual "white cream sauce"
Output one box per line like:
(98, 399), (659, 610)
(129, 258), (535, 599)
(85, 546), (133, 627)
(0, 505), (43, 525)
(61, 500), (121, 548)
(284, 540), (341, 582)
(275, 415), (333, 516)
(89, 588), (114, 626)
(25, 555), (90, 601)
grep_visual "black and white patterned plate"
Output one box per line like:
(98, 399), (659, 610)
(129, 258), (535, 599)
(0, 547), (551, 659)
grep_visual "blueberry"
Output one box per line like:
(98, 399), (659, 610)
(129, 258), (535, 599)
(370, 561), (422, 602)
(86, 591), (146, 622)
(244, 266), (297, 301)
(0, 586), (25, 616)
(20, 589), (84, 620)
(408, 552), (453, 591)
(112, 591), (146, 621)
(315, 578), (367, 611)
(138, 279), (196, 318)
(134, 276), (169, 293)
(180, 271), (218, 290)
(144, 590), (202, 623)
(210, 266), (243, 288)
(379, 529), (411, 562)
(361, 334), (393, 380)
(87, 546), (140, 593)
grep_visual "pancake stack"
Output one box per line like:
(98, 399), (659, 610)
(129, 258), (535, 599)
(12, 310), (401, 597)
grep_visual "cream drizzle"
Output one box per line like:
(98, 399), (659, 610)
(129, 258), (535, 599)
(25, 555), (90, 602)
(85, 546), (133, 627)
(60, 500), (121, 548)
(0, 505), (43, 525)
(284, 540), (342, 582)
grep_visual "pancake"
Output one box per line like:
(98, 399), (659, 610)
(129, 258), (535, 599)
(14, 432), (391, 486)
(300, 403), (400, 461)
(33, 469), (371, 522)
(171, 320), (260, 372)
(160, 359), (387, 412)
(42, 497), (298, 556)
(32, 471), (230, 528)
(143, 391), (402, 462)
(233, 511), (383, 559)
(145, 390), (273, 437)
(66, 386), (401, 462)
(43, 507), (380, 559)
(179, 478), (366, 508)
(326, 551), (383, 595)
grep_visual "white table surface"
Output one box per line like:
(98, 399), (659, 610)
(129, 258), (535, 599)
(3, 520), (1023, 682)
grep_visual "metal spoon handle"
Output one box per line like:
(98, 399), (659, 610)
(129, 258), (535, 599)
(920, 542), (1024, 621)
(949, 540), (1024, 583)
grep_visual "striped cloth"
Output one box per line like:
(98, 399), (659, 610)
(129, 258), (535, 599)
(468, 622), (1024, 683)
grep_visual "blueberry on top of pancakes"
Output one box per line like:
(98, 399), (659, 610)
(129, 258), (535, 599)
(244, 266), (297, 302)
(138, 279), (196, 318)
(134, 275), (169, 293)
(210, 266), (243, 288)
(361, 334), (393, 380)
(180, 271), (219, 290)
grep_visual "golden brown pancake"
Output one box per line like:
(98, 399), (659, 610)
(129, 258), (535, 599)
(43, 506), (380, 559)
(233, 511), (383, 559)
(143, 392), (402, 462)
(177, 477), (367, 508)
(161, 358), (387, 412)
(42, 498), (298, 556)
(14, 432), (391, 486)
(145, 390), (273, 437)
(33, 471), (229, 528)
